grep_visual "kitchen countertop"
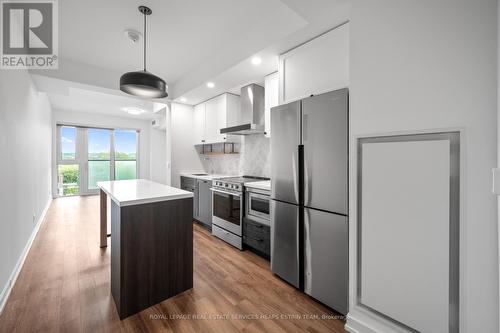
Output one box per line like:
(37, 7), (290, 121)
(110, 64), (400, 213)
(98, 179), (193, 207)
(244, 180), (271, 191)
(180, 173), (236, 181)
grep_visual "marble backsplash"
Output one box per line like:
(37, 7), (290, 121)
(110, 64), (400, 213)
(198, 135), (270, 178)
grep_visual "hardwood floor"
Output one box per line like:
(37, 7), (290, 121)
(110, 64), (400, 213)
(0, 196), (347, 333)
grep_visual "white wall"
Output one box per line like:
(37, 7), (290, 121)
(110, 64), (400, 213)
(168, 103), (204, 188)
(498, 1), (500, 329)
(347, 1), (498, 332)
(51, 109), (155, 194)
(150, 127), (167, 184)
(0, 71), (53, 310)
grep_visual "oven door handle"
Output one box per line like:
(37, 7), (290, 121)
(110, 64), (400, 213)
(249, 192), (270, 200)
(210, 188), (242, 197)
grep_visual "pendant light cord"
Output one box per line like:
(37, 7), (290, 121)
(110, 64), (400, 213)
(143, 10), (147, 71)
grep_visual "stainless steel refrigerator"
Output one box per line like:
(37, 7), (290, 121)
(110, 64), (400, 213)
(270, 88), (348, 315)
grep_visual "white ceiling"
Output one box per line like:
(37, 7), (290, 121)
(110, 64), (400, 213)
(58, 0), (306, 83)
(33, 0), (349, 110)
(32, 75), (166, 120)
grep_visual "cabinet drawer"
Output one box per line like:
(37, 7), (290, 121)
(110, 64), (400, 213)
(244, 219), (270, 240)
(243, 218), (270, 256)
(181, 176), (196, 189)
(212, 225), (242, 250)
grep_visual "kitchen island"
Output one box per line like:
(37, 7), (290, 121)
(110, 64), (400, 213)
(98, 179), (194, 319)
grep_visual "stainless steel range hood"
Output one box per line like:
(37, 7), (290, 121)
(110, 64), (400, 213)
(220, 83), (265, 135)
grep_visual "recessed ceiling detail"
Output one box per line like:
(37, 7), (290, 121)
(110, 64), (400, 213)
(32, 75), (167, 120)
(33, 0), (349, 106)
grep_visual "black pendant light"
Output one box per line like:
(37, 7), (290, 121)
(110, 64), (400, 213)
(120, 6), (168, 98)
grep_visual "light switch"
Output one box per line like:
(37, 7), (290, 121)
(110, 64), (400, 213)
(492, 168), (500, 195)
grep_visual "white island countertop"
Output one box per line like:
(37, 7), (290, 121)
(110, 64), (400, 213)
(97, 179), (193, 207)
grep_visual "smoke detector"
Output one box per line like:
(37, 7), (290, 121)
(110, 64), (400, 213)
(123, 29), (142, 43)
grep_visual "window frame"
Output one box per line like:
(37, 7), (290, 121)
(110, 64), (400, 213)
(55, 124), (140, 197)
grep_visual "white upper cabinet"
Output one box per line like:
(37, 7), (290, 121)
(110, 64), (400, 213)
(193, 93), (240, 145)
(264, 72), (279, 138)
(205, 95), (222, 143)
(279, 22), (349, 104)
(193, 103), (206, 144)
(225, 94), (240, 129)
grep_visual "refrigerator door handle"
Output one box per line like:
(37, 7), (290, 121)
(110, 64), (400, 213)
(304, 152), (310, 205)
(303, 114), (308, 142)
(292, 153), (298, 203)
(304, 208), (312, 294)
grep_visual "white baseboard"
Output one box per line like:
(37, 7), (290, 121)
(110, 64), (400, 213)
(345, 315), (379, 333)
(0, 198), (52, 314)
(345, 311), (409, 333)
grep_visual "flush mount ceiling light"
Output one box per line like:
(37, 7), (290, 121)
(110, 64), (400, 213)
(123, 107), (146, 115)
(206, 82), (215, 88)
(180, 97), (187, 103)
(120, 6), (168, 99)
(251, 56), (262, 65)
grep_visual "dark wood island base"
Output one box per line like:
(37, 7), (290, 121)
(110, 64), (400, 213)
(111, 197), (193, 319)
(95, 180), (195, 320)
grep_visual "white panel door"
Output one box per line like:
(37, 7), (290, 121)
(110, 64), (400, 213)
(279, 22), (349, 104)
(193, 103), (206, 144)
(360, 138), (453, 333)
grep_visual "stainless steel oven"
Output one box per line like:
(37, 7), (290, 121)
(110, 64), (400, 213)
(211, 187), (243, 237)
(245, 188), (270, 225)
(211, 177), (268, 250)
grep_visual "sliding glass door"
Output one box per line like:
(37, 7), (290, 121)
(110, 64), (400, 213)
(57, 126), (81, 196)
(56, 125), (139, 196)
(87, 128), (112, 191)
(114, 130), (138, 180)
